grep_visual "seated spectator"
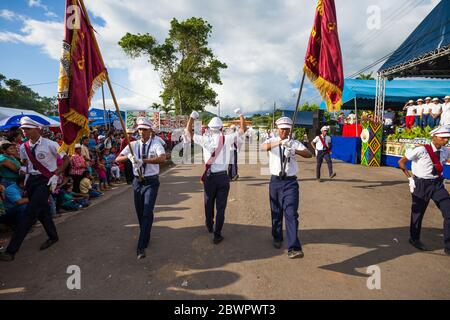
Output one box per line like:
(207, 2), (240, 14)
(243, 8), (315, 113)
(59, 183), (89, 211)
(0, 175), (28, 230)
(0, 141), (21, 187)
(79, 171), (103, 199)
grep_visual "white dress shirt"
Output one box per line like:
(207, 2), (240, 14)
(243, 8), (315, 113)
(120, 138), (165, 177)
(405, 143), (450, 179)
(264, 137), (307, 177)
(406, 105), (416, 116)
(431, 103), (442, 115)
(312, 135), (332, 151)
(193, 132), (241, 173)
(19, 136), (65, 175)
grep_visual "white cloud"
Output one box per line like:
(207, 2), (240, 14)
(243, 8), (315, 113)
(1, 0), (441, 115)
(28, 0), (57, 19)
(0, 9), (16, 21)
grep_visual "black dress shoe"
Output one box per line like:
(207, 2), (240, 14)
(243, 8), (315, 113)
(273, 239), (282, 249)
(445, 248), (450, 256)
(213, 235), (224, 244)
(0, 252), (15, 262)
(39, 238), (58, 251)
(409, 238), (428, 251)
(329, 173), (336, 179)
(137, 249), (146, 259)
(206, 224), (213, 233)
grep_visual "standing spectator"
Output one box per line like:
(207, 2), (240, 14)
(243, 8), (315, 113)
(337, 112), (345, 134)
(347, 111), (356, 124)
(403, 100), (416, 129)
(95, 158), (109, 191)
(102, 148), (116, 187)
(80, 136), (91, 170)
(120, 129), (136, 184)
(423, 97), (432, 127)
(415, 99), (424, 128)
(70, 144), (87, 193)
(430, 98), (442, 128)
(440, 96), (450, 126)
(0, 141), (21, 187)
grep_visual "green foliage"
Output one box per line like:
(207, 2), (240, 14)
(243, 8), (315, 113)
(356, 72), (375, 80)
(293, 127), (307, 140)
(387, 126), (432, 141)
(119, 17), (227, 116)
(0, 73), (57, 115)
(300, 102), (320, 111)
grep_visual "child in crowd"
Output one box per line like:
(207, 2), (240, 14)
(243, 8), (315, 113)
(59, 183), (89, 211)
(102, 148), (116, 187)
(95, 158), (109, 191)
(79, 171), (103, 199)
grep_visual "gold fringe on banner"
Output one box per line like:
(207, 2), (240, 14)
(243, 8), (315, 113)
(304, 65), (342, 113)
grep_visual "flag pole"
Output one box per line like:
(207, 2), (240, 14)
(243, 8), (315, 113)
(78, 0), (143, 180)
(291, 72), (306, 138)
(101, 84), (109, 131)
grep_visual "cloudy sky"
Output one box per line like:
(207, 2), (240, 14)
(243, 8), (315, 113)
(0, 0), (440, 115)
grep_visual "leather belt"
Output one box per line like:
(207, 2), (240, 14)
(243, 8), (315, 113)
(210, 171), (228, 176)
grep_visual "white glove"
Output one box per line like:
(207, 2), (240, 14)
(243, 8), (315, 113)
(47, 175), (59, 193)
(408, 177), (416, 193)
(281, 139), (293, 148)
(190, 111), (200, 120)
(284, 147), (296, 158)
(127, 153), (136, 164)
(234, 108), (242, 116)
(20, 166), (27, 174)
(134, 158), (144, 169)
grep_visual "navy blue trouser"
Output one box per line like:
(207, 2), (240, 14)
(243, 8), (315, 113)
(269, 176), (301, 251)
(228, 150), (238, 179)
(411, 177), (450, 250)
(7, 175), (58, 255)
(316, 150), (333, 179)
(204, 173), (230, 237)
(133, 177), (160, 250)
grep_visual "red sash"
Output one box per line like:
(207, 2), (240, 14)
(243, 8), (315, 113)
(24, 141), (53, 178)
(319, 135), (330, 154)
(201, 135), (226, 183)
(424, 144), (443, 177)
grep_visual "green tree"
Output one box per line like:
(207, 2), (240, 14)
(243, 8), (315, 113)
(356, 72), (374, 80)
(0, 73), (57, 115)
(119, 17), (227, 116)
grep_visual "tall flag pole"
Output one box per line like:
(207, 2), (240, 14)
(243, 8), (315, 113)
(57, 0), (107, 155)
(57, 0), (142, 178)
(303, 0), (344, 113)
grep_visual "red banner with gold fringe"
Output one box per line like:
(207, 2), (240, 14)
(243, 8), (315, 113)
(57, 0), (106, 154)
(304, 0), (344, 112)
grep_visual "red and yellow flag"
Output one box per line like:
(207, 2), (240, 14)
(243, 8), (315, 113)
(304, 0), (344, 112)
(57, 0), (106, 154)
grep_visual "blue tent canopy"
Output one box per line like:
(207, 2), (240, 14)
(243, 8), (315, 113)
(379, 0), (450, 78)
(88, 108), (125, 127)
(320, 78), (450, 110)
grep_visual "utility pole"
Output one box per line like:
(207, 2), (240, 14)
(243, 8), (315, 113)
(272, 101), (276, 130)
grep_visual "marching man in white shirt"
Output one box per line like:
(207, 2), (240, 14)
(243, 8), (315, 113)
(185, 109), (246, 244)
(261, 117), (312, 259)
(312, 126), (336, 182)
(116, 117), (166, 259)
(398, 125), (450, 255)
(0, 117), (70, 262)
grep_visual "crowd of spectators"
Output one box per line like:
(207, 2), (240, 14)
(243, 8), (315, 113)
(0, 125), (177, 232)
